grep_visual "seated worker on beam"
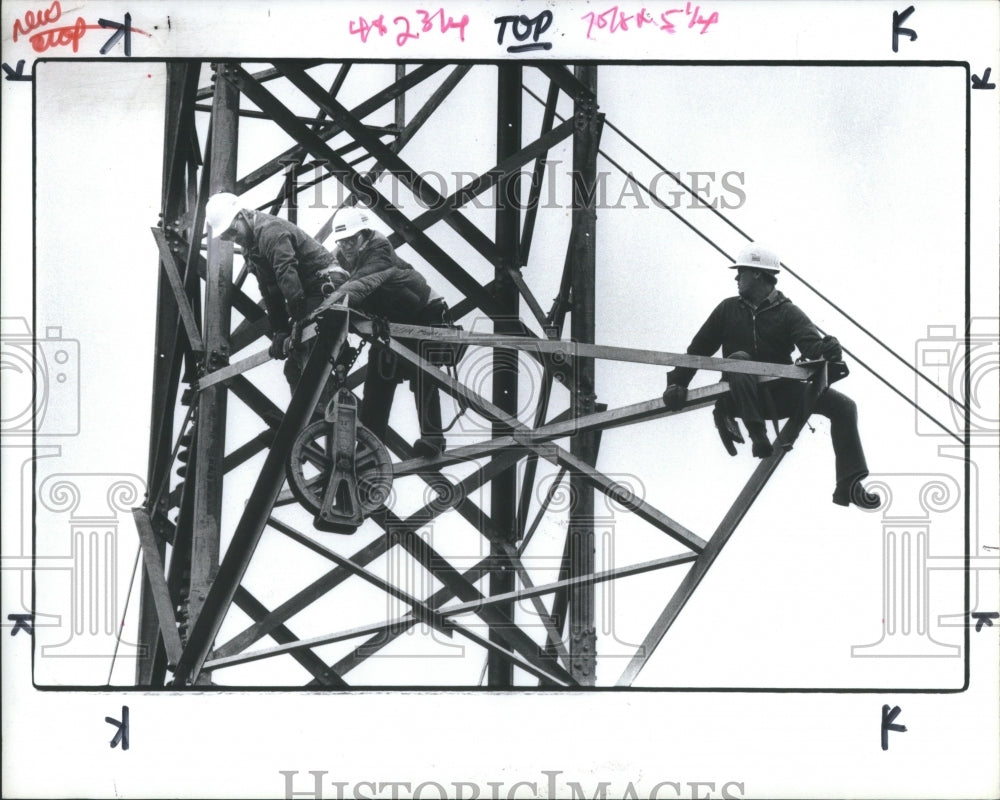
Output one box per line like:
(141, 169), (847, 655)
(324, 206), (453, 459)
(661, 243), (880, 510)
(205, 192), (347, 393)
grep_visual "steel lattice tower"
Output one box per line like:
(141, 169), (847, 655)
(134, 60), (826, 688)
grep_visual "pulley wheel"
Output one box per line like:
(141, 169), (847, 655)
(286, 421), (393, 517)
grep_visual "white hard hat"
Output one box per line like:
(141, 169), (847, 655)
(331, 206), (373, 242)
(730, 243), (781, 274)
(205, 192), (244, 238)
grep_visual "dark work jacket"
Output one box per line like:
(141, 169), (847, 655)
(667, 291), (826, 387)
(332, 231), (438, 323)
(242, 211), (336, 332)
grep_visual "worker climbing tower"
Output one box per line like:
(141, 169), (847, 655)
(133, 60), (832, 688)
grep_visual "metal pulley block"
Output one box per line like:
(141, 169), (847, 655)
(286, 389), (393, 534)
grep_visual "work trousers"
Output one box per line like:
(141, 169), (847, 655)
(358, 347), (444, 444)
(721, 351), (869, 486)
(357, 301), (450, 444)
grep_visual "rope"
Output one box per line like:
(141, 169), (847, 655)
(440, 364), (469, 432)
(521, 85), (733, 263)
(521, 83), (967, 443)
(107, 543), (142, 685)
(598, 106), (965, 413)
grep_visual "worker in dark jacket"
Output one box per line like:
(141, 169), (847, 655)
(205, 192), (347, 391)
(662, 244), (879, 509)
(325, 206), (451, 458)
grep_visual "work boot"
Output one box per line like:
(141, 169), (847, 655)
(745, 421), (773, 458)
(712, 402), (744, 457)
(412, 434), (446, 458)
(413, 381), (445, 458)
(833, 475), (881, 510)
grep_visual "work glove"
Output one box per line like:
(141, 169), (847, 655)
(269, 332), (291, 360)
(712, 401), (744, 457)
(662, 384), (688, 411)
(819, 335), (843, 361)
(290, 319), (306, 348)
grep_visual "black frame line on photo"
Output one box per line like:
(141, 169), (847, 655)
(30, 57), (973, 693)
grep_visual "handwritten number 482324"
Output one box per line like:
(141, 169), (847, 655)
(349, 9), (469, 46)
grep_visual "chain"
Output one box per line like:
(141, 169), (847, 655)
(329, 313), (393, 389)
(330, 336), (368, 390)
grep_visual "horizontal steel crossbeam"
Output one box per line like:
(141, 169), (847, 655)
(203, 549), (697, 674)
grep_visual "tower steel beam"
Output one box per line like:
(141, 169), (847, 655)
(132, 508), (185, 666)
(382, 428), (503, 539)
(184, 67), (240, 682)
(277, 64), (574, 273)
(151, 228), (205, 354)
(537, 64), (598, 104)
(314, 65), (473, 244)
(138, 60), (819, 689)
(211, 528), (397, 662)
(394, 118), (575, 261)
(568, 64), (602, 685)
(226, 65), (505, 320)
(234, 63), (444, 195)
(392, 512), (576, 685)
(514, 366), (554, 539)
(172, 311), (347, 685)
(488, 63), (523, 687)
(320, 554), (498, 682)
(207, 549), (698, 675)
(317, 448), (543, 680)
(232, 587), (349, 686)
(615, 368), (829, 686)
(520, 79), (561, 261)
(135, 61), (202, 685)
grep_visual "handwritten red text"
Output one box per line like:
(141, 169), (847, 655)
(11, 0), (62, 41)
(11, 3), (149, 54)
(28, 18), (103, 52)
(349, 8), (469, 47)
(582, 3), (719, 39)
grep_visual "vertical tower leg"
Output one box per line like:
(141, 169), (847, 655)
(185, 64), (240, 683)
(568, 65), (602, 685)
(135, 62), (201, 685)
(488, 64), (522, 687)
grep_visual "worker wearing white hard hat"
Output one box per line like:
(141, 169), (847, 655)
(204, 191), (348, 392)
(324, 204), (453, 459)
(662, 243), (879, 509)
